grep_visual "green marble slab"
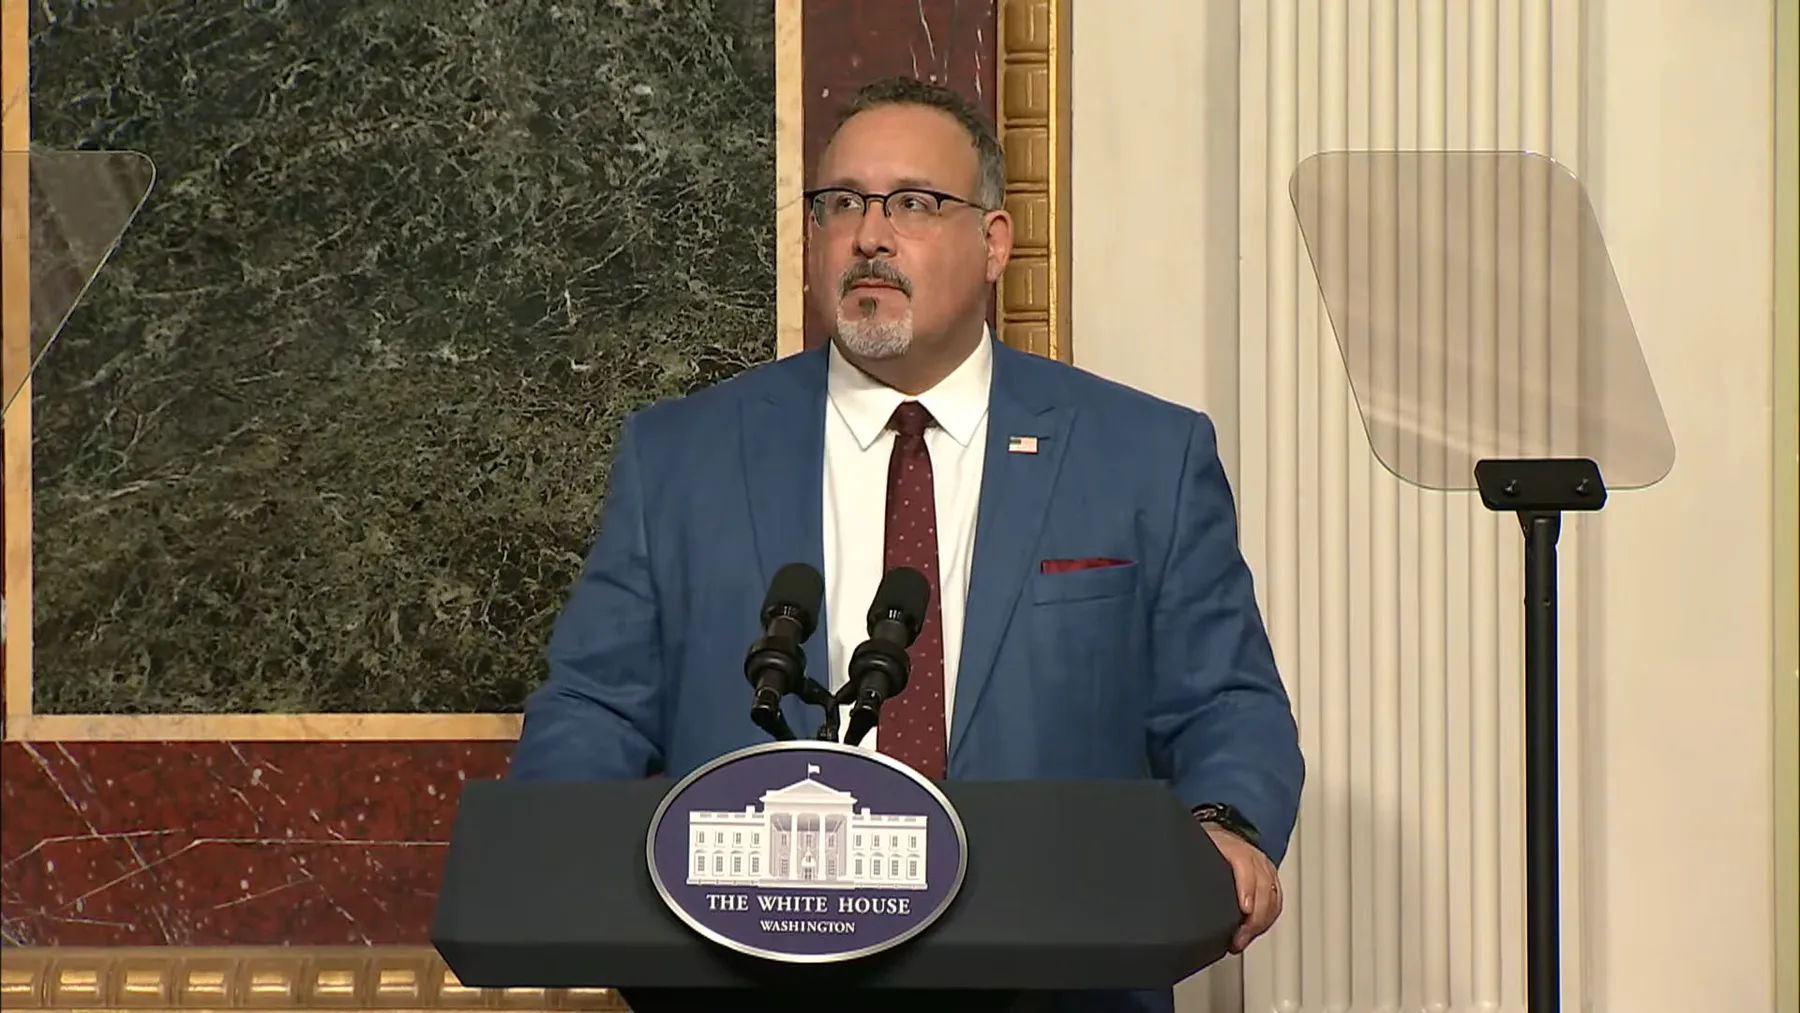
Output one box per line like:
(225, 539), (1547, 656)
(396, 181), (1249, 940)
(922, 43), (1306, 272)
(25, 0), (776, 714)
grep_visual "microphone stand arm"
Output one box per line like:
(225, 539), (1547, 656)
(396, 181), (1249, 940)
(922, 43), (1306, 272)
(799, 678), (840, 743)
(750, 687), (796, 741)
(746, 630), (808, 742)
(835, 639), (911, 747)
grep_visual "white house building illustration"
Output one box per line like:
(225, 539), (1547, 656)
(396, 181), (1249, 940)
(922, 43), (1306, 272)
(688, 764), (929, 890)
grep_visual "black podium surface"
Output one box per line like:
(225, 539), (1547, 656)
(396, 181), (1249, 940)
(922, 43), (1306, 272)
(432, 778), (1239, 1011)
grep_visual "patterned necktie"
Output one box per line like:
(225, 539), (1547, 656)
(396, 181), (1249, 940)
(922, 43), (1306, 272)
(879, 400), (948, 780)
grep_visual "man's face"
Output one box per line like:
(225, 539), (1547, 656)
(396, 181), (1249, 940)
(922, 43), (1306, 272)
(805, 104), (1009, 363)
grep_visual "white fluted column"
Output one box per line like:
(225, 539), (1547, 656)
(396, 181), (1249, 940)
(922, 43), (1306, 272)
(1236, 4), (1590, 1012)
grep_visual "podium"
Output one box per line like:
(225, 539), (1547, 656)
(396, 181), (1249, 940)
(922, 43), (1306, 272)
(431, 770), (1242, 1012)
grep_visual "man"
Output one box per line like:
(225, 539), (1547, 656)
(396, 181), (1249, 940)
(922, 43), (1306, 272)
(509, 76), (1304, 1006)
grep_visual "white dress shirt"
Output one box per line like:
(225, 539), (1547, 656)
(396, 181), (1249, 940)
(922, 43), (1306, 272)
(821, 331), (994, 754)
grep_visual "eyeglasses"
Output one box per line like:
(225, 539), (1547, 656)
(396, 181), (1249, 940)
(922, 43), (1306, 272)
(803, 187), (984, 238)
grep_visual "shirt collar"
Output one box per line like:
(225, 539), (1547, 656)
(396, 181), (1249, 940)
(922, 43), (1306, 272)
(826, 326), (994, 451)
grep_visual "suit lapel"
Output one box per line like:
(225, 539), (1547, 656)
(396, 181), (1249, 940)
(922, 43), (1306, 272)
(951, 346), (1071, 761)
(740, 349), (830, 740)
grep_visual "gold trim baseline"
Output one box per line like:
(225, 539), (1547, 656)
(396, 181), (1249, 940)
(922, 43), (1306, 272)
(0, 948), (626, 1011)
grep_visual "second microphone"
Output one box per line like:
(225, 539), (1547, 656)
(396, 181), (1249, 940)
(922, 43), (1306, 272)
(836, 565), (932, 747)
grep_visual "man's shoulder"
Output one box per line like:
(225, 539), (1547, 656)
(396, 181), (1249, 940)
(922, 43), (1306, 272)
(626, 346), (825, 441)
(999, 343), (1212, 439)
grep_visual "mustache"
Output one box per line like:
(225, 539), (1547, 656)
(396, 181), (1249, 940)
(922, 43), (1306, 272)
(839, 260), (913, 298)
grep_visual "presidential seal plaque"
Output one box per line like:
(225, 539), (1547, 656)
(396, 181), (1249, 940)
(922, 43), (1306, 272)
(645, 740), (968, 964)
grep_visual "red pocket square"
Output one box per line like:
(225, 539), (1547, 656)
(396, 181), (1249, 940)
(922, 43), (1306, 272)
(1040, 557), (1132, 574)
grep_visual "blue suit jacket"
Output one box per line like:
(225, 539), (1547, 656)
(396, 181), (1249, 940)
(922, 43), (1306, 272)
(509, 341), (1304, 1010)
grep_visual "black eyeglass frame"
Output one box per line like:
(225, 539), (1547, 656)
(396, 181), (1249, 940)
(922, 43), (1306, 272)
(802, 186), (990, 228)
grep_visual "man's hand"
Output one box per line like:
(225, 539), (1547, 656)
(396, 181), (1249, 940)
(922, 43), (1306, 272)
(1203, 823), (1283, 953)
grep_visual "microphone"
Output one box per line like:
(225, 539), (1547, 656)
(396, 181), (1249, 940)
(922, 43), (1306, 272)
(838, 566), (931, 746)
(745, 563), (824, 741)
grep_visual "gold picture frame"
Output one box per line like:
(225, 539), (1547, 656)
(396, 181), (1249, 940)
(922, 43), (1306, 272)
(0, 0), (1071, 745)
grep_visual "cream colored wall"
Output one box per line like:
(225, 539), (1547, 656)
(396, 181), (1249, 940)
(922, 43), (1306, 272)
(1580, 6), (1776, 1013)
(1063, 1), (1241, 473)
(1070, 2), (1786, 1013)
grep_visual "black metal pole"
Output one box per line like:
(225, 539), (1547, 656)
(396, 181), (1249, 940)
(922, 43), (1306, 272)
(1522, 510), (1562, 1013)
(1476, 457), (1604, 1013)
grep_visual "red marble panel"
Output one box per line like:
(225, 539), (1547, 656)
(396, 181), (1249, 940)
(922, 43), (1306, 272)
(801, 0), (1000, 349)
(0, 741), (510, 946)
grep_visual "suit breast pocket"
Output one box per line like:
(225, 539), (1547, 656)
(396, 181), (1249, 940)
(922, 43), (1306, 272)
(1026, 563), (1141, 765)
(1030, 561), (1140, 604)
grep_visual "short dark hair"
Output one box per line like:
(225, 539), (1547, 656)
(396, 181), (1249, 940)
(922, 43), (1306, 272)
(836, 76), (1007, 210)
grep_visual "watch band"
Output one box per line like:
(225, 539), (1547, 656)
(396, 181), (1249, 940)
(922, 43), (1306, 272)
(1192, 802), (1262, 849)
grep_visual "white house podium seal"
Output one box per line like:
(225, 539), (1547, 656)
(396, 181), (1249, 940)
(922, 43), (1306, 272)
(645, 739), (968, 964)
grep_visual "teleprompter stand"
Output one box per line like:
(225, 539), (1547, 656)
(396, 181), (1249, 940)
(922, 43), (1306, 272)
(1474, 457), (1605, 1012)
(1289, 151), (1676, 1013)
(431, 778), (1242, 1012)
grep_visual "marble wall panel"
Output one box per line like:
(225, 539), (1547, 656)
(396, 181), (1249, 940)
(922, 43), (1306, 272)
(24, 0), (778, 715)
(0, 741), (508, 946)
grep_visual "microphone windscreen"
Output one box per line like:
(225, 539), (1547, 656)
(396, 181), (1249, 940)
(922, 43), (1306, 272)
(866, 566), (931, 642)
(761, 562), (824, 639)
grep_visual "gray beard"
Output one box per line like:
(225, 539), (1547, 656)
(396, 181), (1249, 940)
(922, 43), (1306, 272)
(835, 301), (913, 360)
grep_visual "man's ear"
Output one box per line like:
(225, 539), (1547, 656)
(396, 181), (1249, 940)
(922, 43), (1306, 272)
(982, 209), (1014, 284)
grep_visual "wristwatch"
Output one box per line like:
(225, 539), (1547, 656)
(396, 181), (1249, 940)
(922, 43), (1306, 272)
(1192, 803), (1262, 849)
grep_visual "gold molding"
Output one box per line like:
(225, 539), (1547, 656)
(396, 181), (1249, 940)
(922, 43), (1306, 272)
(995, 0), (1072, 364)
(0, 948), (627, 1011)
(2, 0), (33, 726)
(773, 0), (804, 360)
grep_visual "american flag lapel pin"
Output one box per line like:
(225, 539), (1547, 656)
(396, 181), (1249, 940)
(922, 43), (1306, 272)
(1007, 435), (1039, 455)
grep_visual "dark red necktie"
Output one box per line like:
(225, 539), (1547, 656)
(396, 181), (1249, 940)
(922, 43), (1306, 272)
(879, 401), (948, 779)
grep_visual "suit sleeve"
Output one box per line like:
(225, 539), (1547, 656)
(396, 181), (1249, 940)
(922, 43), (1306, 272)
(1147, 412), (1305, 864)
(508, 411), (666, 781)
